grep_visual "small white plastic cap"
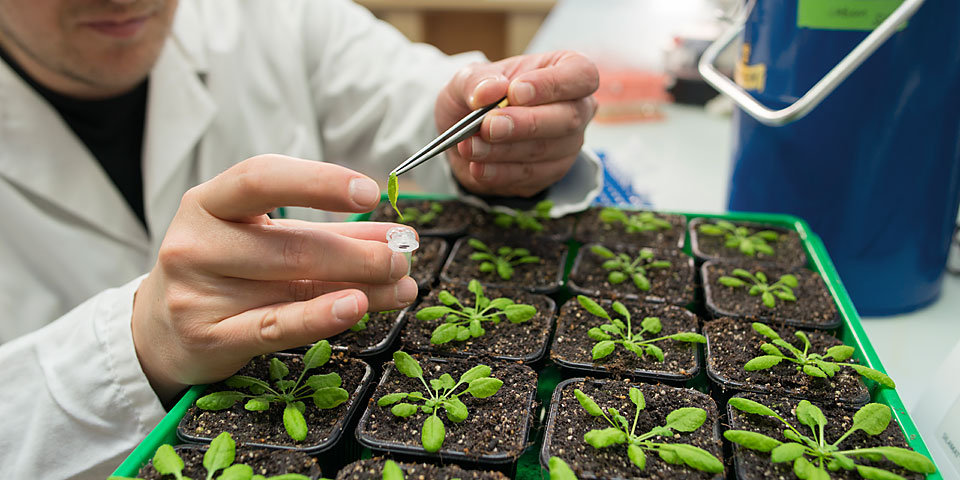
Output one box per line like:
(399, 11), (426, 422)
(386, 226), (419, 253)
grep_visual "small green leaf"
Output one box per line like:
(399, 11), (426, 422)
(393, 351), (423, 379)
(870, 446), (937, 473)
(825, 345), (855, 361)
(640, 316), (661, 334)
(244, 398), (271, 411)
(628, 444), (646, 470)
(762, 291), (776, 308)
(760, 343), (784, 356)
(438, 373), (455, 390)
(466, 378), (503, 398)
(460, 364), (491, 383)
(443, 397), (469, 422)
(607, 271), (626, 284)
(467, 279), (483, 297)
(390, 403), (418, 418)
(416, 306), (452, 321)
(217, 464), (253, 480)
(646, 344), (664, 362)
(698, 224), (724, 235)
(437, 290), (459, 306)
(732, 268), (753, 279)
(776, 291), (798, 302)
(855, 464), (907, 480)
(590, 245), (615, 258)
(495, 261), (513, 280)
(576, 296), (609, 319)
(387, 173), (401, 218)
(382, 460), (405, 480)
(504, 304), (537, 323)
(803, 364), (827, 378)
(422, 415), (445, 452)
(575, 389), (604, 417)
(670, 332), (706, 343)
(225, 375), (271, 392)
(588, 328), (611, 341)
(283, 403), (308, 442)
(275, 379), (297, 392)
(611, 301), (630, 320)
(780, 274), (799, 288)
(796, 400), (827, 431)
(724, 430), (782, 452)
(430, 323), (458, 344)
(469, 319), (483, 337)
(633, 274), (651, 291)
(592, 340), (616, 360)
(744, 355), (783, 371)
(313, 387), (349, 409)
(303, 340), (332, 371)
(548, 456), (579, 480)
(455, 326), (471, 342)
(665, 407), (707, 432)
(756, 271), (768, 283)
(728, 397), (779, 417)
(304, 373), (342, 391)
(152, 444), (185, 477)
(752, 322), (781, 340)
(583, 427), (627, 448)
(629, 388), (644, 410)
(196, 391), (243, 411)
(269, 357), (290, 381)
(770, 442), (807, 463)
(658, 444), (682, 465)
(668, 443), (724, 473)
(853, 403), (892, 436)
(848, 364), (897, 388)
(719, 276), (747, 287)
(377, 392), (407, 406)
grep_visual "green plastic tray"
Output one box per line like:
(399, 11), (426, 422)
(112, 196), (939, 479)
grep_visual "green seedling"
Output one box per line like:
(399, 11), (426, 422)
(415, 279), (537, 344)
(350, 313), (370, 332)
(724, 397), (935, 479)
(577, 296), (705, 361)
(548, 456), (579, 480)
(494, 200), (553, 232)
(195, 341), (350, 442)
(377, 351), (503, 452)
(467, 238), (540, 280)
(598, 208), (673, 233)
(382, 460), (404, 480)
(107, 432), (312, 480)
(718, 268), (798, 308)
(399, 202), (442, 226)
(744, 322), (896, 388)
(589, 245), (671, 291)
(698, 219), (779, 256)
(387, 173), (401, 219)
(574, 388), (724, 474)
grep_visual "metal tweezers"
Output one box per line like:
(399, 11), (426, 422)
(390, 96), (509, 177)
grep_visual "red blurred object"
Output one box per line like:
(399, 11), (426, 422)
(593, 70), (673, 123)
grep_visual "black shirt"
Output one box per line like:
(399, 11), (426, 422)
(0, 46), (149, 230)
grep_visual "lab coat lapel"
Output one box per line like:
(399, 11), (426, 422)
(0, 60), (148, 248)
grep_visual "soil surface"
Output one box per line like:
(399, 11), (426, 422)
(728, 392), (925, 480)
(703, 262), (839, 329)
(409, 237), (449, 290)
(550, 298), (700, 381)
(369, 199), (478, 237)
(138, 445), (321, 479)
(569, 245), (695, 306)
(574, 207), (686, 250)
(179, 352), (369, 449)
(544, 379), (723, 479)
(689, 218), (807, 268)
(704, 318), (869, 404)
(467, 208), (576, 242)
(328, 309), (406, 355)
(440, 236), (567, 293)
(356, 357), (537, 460)
(336, 458), (509, 479)
(400, 283), (555, 363)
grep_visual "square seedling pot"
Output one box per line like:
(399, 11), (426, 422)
(467, 207), (577, 242)
(688, 217), (808, 268)
(354, 356), (538, 477)
(568, 244), (695, 306)
(550, 297), (702, 387)
(326, 306), (412, 363)
(175, 352), (373, 474)
(574, 206), (687, 250)
(133, 443), (323, 479)
(704, 318), (870, 407)
(701, 261), (841, 330)
(367, 198), (478, 238)
(408, 237), (450, 291)
(540, 377), (724, 479)
(337, 458), (510, 479)
(399, 283), (557, 365)
(726, 392), (929, 480)
(440, 236), (568, 295)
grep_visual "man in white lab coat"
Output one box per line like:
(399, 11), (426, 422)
(0, 0), (599, 477)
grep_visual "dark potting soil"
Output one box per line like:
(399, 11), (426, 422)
(368, 199), (479, 237)
(573, 207), (686, 250)
(544, 378), (723, 479)
(138, 446), (321, 479)
(728, 393), (924, 480)
(179, 352), (368, 449)
(467, 208), (576, 242)
(328, 309), (406, 355)
(702, 262), (839, 329)
(440, 236), (567, 293)
(688, 218), (807, 268)
(704, 318), (869, 404)
(400, 283), (555, 363)
(550, 298), (700, 381)
(568, 245), (695, 306)
(409, 237), (449, 290)
(336, 458), (509, 479)
(356, 357), (537, 460)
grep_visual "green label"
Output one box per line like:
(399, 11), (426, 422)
(797, 0), (905, 31)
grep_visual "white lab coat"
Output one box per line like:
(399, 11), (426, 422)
(0, 1), (600, 478)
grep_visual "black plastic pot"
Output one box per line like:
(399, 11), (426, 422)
(688, 217), (808, 268)
(326, 306), (412, 362)
(467, 208), (577, 242)
(336, 458), (510, 479)
(439, 236), (568, 294)
(568, 244), (696, 307)
(573, 207), (687, 250)
(540, 377), (724, 480)
(367, 199), (479, 238)
(409, 237), (450, 291)
(354, 356), (538, 478)
(177, 353), (374, 474)
(701, 261), (842, 330)
(136, 444), (324, 479)
(549, 297), (703, 387)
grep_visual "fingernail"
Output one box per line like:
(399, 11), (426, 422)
(471, 137), (490, 159)
(348, 177), (380, 207)
(390, 252), (409, 280)
(396, 277), (418, 305)
(480, 163), (497, 181)
(512, 81), (536, 105)
(333, 295), (359, 322)
(470, 76), (499, 106)
(488, 115), (513, 141)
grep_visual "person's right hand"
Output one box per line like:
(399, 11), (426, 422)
(130, 155), (417, 403)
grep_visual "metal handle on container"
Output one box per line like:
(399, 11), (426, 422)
(698, 0), (925, 126)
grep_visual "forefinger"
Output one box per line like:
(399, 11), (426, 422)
(508, 51), (599, 106)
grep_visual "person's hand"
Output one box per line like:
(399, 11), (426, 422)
(131, 155), (417, 403)
(437, 50), (599, 197)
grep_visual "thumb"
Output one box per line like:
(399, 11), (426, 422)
(448, 64), (510, 110)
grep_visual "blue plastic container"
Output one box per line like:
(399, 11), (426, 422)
(726, 1), (960, 315)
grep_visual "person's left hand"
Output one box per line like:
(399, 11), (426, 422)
(436, 50), (599, 198)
